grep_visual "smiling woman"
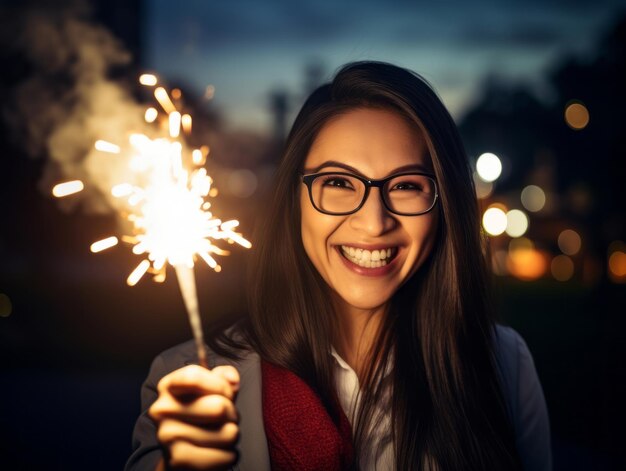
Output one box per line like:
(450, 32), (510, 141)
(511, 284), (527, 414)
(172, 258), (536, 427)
(126, 62), (551, 471)
(299, 108), (439, 317)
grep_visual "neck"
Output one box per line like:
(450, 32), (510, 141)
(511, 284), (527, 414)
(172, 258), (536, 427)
(332, 300), (386, 381)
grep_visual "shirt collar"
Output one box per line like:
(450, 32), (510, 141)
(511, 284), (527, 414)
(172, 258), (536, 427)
(330, 345), (394, 379)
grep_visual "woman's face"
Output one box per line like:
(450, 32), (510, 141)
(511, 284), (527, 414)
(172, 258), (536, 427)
(300, 107), (439, 313)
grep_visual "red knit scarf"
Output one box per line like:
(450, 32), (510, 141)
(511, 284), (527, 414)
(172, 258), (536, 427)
(261, 359), (356, 470)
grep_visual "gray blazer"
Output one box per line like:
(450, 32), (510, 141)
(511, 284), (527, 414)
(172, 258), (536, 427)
(125, 325), (552, 471)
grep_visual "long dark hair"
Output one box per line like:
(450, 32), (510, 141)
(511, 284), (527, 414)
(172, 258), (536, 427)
(210, 61), (521, 470)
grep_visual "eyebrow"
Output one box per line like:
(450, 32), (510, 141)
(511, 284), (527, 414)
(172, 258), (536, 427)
(304, 160), (433, 177)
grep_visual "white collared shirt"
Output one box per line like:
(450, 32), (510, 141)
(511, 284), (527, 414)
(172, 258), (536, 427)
(330, 347), (395, 470)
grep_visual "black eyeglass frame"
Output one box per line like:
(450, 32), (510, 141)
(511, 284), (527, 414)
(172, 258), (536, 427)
(300, 171), (439, 216)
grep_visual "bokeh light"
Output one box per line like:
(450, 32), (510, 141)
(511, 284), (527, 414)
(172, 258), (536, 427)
(565, 101), (590, 130)
(476, 153), (502, 182)
(483, 207), (507, 236)
(473, 172), (493, 199)
(0, 293), (12, 317)
(505, 209), (529, 238)
(509, 237), (534, 252)
(171, 88), (182, 100)
(552, 255), (575, 281)
(608, 251), (626, 277)
(507, 247), (548, 280)
(520, 185), (546, 212)
(227, 169), (258, 198)
(558, 229), (582, 255)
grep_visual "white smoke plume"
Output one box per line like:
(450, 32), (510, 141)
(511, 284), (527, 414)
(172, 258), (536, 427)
(2, 0), (148, 214)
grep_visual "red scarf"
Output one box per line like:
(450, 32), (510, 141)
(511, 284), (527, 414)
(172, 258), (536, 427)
(261, 359), (356, 470)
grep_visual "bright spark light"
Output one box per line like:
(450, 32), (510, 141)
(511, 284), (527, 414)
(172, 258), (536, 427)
(53, 180), (84, 197)
(169, 111), (181, 138)
(95, 140), (121, 154)
(144, 107), (158, 123)
(90, 236), (119, 253)
(182, 114), (192, 134)
(139, 74), (158, 86)
(104, 134), (251, 283)
(53, 76), (252, 368)
(154, 87), (177, 114)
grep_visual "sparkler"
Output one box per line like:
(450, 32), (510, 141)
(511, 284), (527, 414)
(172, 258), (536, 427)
(53, 75), (251, 368)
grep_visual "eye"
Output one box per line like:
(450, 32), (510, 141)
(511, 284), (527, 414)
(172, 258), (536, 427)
(391, 181), (424, 192)
(321, 176), (355, 190)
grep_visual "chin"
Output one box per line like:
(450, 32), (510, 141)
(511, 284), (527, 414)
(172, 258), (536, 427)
(336, 291), (394, 312)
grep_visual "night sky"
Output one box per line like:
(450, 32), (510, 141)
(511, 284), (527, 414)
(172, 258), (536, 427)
(145, 0), (620, 131)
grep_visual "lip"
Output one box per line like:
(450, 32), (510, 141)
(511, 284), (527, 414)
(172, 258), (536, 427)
(334, 245), (399, 277)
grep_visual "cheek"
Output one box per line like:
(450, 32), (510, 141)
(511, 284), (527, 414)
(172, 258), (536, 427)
(300, 193), (342, 274)
(300, 192), (325, 266)
(406, 212), (439, 273)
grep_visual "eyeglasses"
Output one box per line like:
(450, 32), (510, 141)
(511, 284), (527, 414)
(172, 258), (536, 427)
(301, 171), (438, 216)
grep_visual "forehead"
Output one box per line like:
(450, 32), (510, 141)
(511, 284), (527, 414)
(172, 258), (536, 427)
(304, 107), (430, 176)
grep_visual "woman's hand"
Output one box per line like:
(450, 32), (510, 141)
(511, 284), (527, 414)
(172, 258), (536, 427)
(149, 364), (241, 470)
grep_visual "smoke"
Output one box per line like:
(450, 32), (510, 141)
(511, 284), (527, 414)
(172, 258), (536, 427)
(1, 1), (147, 213)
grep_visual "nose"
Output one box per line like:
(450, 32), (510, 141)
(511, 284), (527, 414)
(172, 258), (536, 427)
(348, 187), (396, 236)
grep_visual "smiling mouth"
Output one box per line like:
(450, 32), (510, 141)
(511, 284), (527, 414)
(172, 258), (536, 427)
(338, 245), (399, 268)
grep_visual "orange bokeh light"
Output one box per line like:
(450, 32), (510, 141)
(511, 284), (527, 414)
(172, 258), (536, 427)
(565, 102), (590, 130)
(608, 251), (626, 279)
(507, 248), (548, 280)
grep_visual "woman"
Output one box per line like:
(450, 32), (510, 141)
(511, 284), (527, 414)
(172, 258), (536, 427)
(126, 62), (551, 471)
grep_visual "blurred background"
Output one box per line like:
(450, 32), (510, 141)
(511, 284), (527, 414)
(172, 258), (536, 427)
(1, 0), (624, 469)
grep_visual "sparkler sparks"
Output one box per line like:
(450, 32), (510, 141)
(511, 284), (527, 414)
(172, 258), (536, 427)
(52, 180), (84, 197)
(52, 74), (251, 368)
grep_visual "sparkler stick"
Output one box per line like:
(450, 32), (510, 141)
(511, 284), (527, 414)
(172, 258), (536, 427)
(174, 264), (208, 368)
(51, 75), (250, 368)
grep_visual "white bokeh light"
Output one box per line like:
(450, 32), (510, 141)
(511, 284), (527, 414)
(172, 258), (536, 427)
(505, 209), (529, 238)
(482, 207), (507, 236)
(476, 153), (502, 182)
(521, 185), (546, 212)
(227, 169), (258, 198)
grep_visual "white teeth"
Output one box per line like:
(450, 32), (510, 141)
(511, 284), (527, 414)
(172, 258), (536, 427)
(340, 245), (397, 268)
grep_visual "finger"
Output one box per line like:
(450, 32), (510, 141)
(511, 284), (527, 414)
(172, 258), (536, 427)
(212, 365), (240, 394)
(151, 393), (238, 424)
(169, 440), (238, 470)
(157, 365), (234, 399)
(158, 419), (239, 448)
